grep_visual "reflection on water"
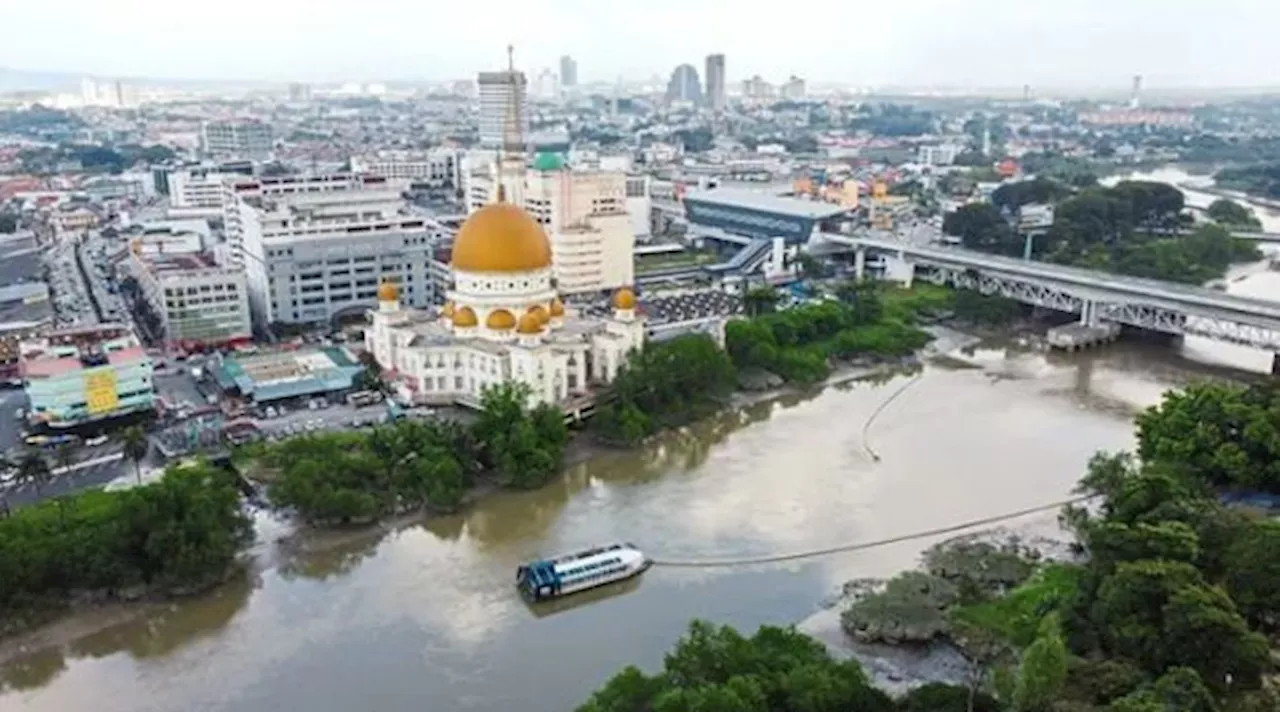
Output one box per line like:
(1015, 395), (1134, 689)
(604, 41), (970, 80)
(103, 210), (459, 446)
(522, 576), (646, 620)
(0, 329), (1268, 712)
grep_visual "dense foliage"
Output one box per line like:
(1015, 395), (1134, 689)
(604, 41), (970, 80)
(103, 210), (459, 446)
(264, 382), (567, 524)
(1134, 380), (1280, 494)
(577, 620), (900, 712)
(0, 463), (251, 619)
(1204, 198), (1262, 230)
(725, 281), (932, 386)
(943, 181), (1261, 283)
(1214, 163), (1280, 199)
(592, 334), (736, 446)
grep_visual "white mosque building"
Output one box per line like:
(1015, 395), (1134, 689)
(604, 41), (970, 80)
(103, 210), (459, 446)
(365, 201), (646, 409)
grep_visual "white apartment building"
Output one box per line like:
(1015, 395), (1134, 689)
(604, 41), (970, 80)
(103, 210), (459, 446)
(169, 170), (227, 209)
(349, 149), (463, 191)
(477, 70), (530, 150)
(126, 223), (251, 349)
(918, 144), (963, 167)
(467, 154), (634, 295)
(625, 175), (652, 240)
(222, 174), (444, 326)
(202, 119), (273, 160)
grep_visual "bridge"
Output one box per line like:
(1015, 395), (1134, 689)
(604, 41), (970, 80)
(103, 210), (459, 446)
(817, 233), (1280, 353)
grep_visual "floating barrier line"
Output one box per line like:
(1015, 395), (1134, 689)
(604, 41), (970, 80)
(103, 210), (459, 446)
(648, 495), (1093, 568)
(861, 371), (924, 463)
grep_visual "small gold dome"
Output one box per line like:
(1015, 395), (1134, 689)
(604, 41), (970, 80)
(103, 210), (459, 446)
(451, 203), (553, 273)
(441, 300), (455, 318)
(486, 308), (516, 330)
(549, 297), (564, 317)
(526, 304), (549, 325)
(452, 306), (478, 328)
(517, 312), (544, 335)
(612, 287), (636, 310)
(377, 280), (400, 302)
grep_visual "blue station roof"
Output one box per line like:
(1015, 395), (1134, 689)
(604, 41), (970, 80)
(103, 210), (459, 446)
(683, 187), (850, 221)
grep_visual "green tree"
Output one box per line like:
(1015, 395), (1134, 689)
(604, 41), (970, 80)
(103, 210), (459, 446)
(120, 425), (150, 486)
(580, 620), (894, 712)
(1205, 199), (1260, 229)
(743, 285), (780, 316)
(1012, 614), (1069, 711)
(943, 203), (1018, 255)
(1222, 519), (1280, 631)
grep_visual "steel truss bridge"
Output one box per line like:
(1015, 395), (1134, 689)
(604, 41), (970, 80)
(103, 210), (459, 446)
(820, 234), (1280, 352)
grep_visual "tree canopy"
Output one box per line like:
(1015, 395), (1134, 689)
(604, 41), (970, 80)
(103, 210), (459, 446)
(0, 462), (251, 621)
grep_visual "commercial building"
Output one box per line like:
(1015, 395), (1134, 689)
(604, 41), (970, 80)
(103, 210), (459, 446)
(477, 69), (530, 150)
(222, 174), (444, 327)
(625, 175), (652, 240)
(366, 201), (647, 410)
(125, 222), (252, 351)
(705, 54), (726, 112)
(349, 149), (463, 191)
(918, 144), (962, 167)
(666, 64), (703, 105)
(201, 119), (273, 160)
(466, 153), (635, 295)
(683, 187), (851, 243)
(209, 346), (364, 405)
(559, 55), (578, 88)
(779, 75), (806, 100)
(20, 323), (154, 429)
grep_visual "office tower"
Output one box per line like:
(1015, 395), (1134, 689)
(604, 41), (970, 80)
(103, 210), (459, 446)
(478, 65), (530, 150)
(559, 55), (578, 88)
(666, 64), (703, 105)
(1130, 74), (1142, 109)
(704, 54), (726, 111)
(201, 119), (273, 160)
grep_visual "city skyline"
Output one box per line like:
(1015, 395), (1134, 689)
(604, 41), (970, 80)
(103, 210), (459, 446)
(2, 0), (1278, 89)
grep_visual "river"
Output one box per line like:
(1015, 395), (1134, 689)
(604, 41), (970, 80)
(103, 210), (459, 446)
(3, 166), (1278, 712)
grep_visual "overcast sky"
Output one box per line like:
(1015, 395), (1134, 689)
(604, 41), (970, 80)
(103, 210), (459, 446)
(1, 0), (1276, 88)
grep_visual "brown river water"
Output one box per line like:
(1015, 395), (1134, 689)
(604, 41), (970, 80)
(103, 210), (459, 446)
(3, 167), (1278, 712)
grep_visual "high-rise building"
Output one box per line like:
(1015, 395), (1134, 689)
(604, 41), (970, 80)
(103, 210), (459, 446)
(221, 174), (445, 326)
(1130, 74), (1143, 109)
(466, 154), (635, 296)
(478, 56), (530, 150)
(779, 75), (806, 100)
(559, 55), (578, 88)
(201, 119), (273, 160)
(288, 83), (313, 101)
(666, 64), (703, 105)
(705, 54), (726, 111)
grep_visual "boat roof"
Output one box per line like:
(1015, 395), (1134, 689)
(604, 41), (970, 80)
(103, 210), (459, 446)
(526, 543), (638, 569)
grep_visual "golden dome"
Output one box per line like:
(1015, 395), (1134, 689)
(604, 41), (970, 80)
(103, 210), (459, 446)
(549, 297), (564, 317)
(452, 306), (478, 328)
(517, 312), (544, 335)
(441, 300), (455, 318)
(612, 287), (636, 310)
(486, 308), (516, 330)
(526, 304), (549, 325)
(451, 203), (552, 273)
(377, 280), (400, 302)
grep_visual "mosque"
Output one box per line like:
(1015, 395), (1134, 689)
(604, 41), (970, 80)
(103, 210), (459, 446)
(365, 201), (646, 408)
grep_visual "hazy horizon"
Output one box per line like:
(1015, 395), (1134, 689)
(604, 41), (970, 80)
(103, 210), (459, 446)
(1, 0), (1276, 89)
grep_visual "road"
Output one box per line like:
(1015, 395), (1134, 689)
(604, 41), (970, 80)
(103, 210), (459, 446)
(2, 449), (129, 510)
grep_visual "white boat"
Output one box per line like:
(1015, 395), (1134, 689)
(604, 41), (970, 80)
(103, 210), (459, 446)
(516, 543), (650, 601)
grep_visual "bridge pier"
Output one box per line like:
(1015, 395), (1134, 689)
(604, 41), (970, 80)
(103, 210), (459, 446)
(854, 248), (866, 280)
(1272, 353), (1280, 377)
(1080, 299), (1099, 327)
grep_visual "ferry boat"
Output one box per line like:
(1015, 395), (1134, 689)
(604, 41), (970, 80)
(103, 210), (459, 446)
(516, 543), (650, 601)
